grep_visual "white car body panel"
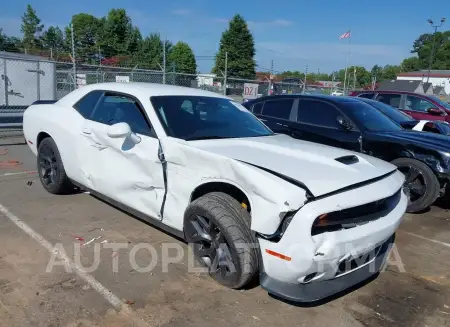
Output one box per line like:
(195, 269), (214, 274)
(23, 83), (407, 300)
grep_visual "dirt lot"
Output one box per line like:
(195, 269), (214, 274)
(0, 136), (449, 327)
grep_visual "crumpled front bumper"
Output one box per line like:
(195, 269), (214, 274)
(260, 234), (394, 303)
(257, 170), (407, 302)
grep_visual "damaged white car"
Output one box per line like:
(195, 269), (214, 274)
(23, 83), (407, 302)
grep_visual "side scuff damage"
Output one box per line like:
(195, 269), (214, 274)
(159, 138), (308, 235)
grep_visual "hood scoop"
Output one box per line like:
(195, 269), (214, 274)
(335, 155), (359, 165)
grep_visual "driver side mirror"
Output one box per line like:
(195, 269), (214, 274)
(427, 108), (443, 116)
(337, 116), (353, 131)
(107, 122), (141, 144)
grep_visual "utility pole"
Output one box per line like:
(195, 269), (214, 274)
(70, 23), (76, 90)
(223, 51), (228, 95)
(50, 48), (53, 60)
(426, 18), (446, 83)
(163, 38), (166, 84)
(303, 64), (308, 94)
(353, 66), (357, 90)
(98, 46), (102, 66)
(269, 59), (274, 95)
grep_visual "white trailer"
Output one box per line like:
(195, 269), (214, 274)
(0, 53), (56, 107)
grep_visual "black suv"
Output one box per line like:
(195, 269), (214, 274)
(243, 95), (450, 213)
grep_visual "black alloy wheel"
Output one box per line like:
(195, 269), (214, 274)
(184, 192), (258, 289)
(37, 137), (74, 194)
(392, 158), (440, 213)
(185, 214), (238, 284)
(398, 165), (426, 203)
(38, 142), (58, 187)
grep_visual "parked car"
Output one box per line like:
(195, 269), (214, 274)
(356, 97), (450, 136)
(23, 83), (407, 303)
(243, 94), (450, 213)
(349, 90), (450, 123)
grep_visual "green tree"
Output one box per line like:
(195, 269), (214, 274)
(213, 14), (256, 79)
(21, 4), (44, 49)
(401, 56), (420, 72)
(41, 26), (64, 53)
(137, 33), (172, 69)
(101, 9), (132, 56)
(168, 41), (197, 74)
(381, 64), (401, 80)
(125, 26), (142, 54)
(0, 29), (21, 52)
(65, 14), (103, 61)
(411, 30), (450, 69)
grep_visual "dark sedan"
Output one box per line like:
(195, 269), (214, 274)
(243, 95), (450, 213)
(356, 98), (450, 136)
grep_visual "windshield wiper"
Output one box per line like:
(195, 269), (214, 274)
(185, 135), (230, 141)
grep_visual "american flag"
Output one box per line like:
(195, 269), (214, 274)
(339, 31), (351, 39)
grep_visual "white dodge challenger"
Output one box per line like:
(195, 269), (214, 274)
(23, 83), (407, 302)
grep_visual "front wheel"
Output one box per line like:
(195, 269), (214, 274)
(392, 158), (440, 213)
(184, 192), (259, 289)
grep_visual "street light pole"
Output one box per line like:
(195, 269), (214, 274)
(426, 17), (446, 83)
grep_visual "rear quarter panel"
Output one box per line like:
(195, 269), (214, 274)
(23, 103), (85, 182)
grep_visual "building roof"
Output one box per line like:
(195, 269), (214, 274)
(423, 82), (432, 93)
(434, 86), (446, 95)
(376, 79), (422, 92)
(398, 70), (450, 78)
(0, 51), (46, 61)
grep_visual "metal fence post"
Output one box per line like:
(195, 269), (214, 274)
(223, 51), (228, 95)
(3, 58), (8, 106)
(36, 61), (41, 101)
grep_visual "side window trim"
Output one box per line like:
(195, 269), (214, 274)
(88, 90), (157, 138)
(73, 90), (104, 119)
(404, 95), (435, 113)
(261, 97), (296, 121)
(297, 99), (359, 131)
(251, 101), (264, 114)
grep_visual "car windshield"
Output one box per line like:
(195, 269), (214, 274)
(358, 98), (414, 124)
(150, 95), (274, 140)
(430, 96), (450, 110)
(344, 101), (403, 132)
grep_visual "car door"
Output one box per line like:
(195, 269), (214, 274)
(256, 98), (297, 133)
(78, 91), (165, 220)
(293, 99), (362, 152)
(404, 94), (447, 122)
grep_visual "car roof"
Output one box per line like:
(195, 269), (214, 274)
(58, 82), (230, 106)
(245, 94), (363, 105)
(355, 90), (432, 97)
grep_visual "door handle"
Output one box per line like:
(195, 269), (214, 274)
(82, 128), (92, 135)
(91, 143), (108, 150)
(276, 122), (288, 127)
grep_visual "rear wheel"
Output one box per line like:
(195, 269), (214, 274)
(392, 158), (440, 213)
(37, 137), (74, 194)
(184, 192), (258, 289)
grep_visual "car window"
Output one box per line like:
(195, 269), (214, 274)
(405, 95), (435, 112)
(252, 102), (263, 114)
(73, 91), (103, 118)
(150, 96), (273, 140)
(358, 98), (413, 123)
(90, 93), (152, 136)
(375, 93), (401, 108)
(357, 93), (375, 99)
(297, 100), (341, 128)
(344, 102), (403, 132)
(261, 99), (293, 120)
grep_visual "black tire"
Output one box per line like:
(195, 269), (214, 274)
(37, 137), (74, 194)
(184, 192), (259, 289)
(392, 158), (440, 213)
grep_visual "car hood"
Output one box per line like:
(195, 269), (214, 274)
(372, 130), (450, 152)
(187, 134), (397, 197)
